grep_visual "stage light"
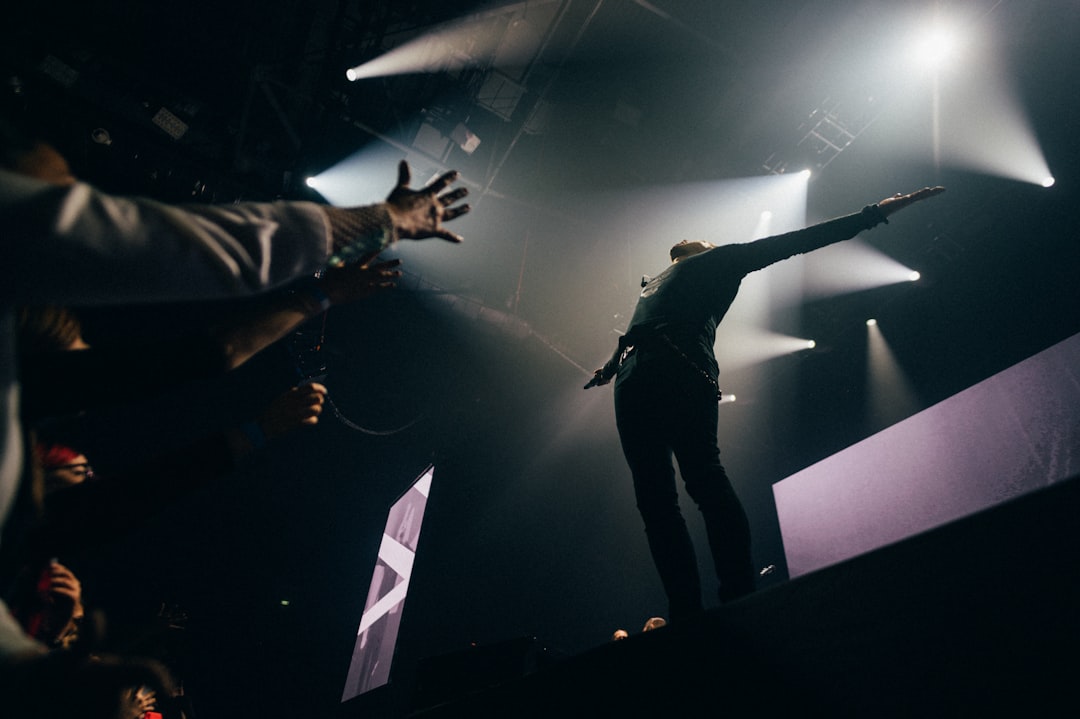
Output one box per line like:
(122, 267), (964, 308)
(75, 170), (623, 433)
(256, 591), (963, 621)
(343, 8), (545, 83)
(450, 123), (481, 154)
(301, 145), (410, 206)
(912, 21), (963, 70)
(920, 25), (1055, 188)
(867, 318), (878, 327)
(806, 340), (816, 349)
(908, 271), (921, 282)
(800, 241), (924, 299)
(91, 128), (112, 146)
(1041, 176), (1056, 188)
(799, 168), (812, 179)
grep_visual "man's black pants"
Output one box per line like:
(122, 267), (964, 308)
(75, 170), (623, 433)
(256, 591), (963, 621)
(614, 362), (755, 619)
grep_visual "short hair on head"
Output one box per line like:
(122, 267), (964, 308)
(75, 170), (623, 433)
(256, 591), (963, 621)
(670, 240), (713, 262)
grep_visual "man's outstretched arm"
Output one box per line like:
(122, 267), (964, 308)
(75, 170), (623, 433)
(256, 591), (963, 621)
(736, 186), (945, 273)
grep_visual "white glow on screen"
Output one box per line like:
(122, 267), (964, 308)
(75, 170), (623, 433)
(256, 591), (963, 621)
(867, 318), (878, 326)
(908, 271), (921, 282)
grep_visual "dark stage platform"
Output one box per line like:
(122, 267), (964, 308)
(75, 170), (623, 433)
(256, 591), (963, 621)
(382, 474), (1080, 718)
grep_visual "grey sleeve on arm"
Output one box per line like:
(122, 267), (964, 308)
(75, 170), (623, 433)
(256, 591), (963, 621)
(1, 169), (333, 305)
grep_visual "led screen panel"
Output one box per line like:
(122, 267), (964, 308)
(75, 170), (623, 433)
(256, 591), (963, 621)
(341, 465), (434, 702)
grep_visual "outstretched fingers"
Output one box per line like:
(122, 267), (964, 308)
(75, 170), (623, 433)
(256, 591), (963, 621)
(442, 204), (471, 222)
(439, 186), (469, 206)
(426, 168), (461, 194)
(396, 160), (412, 189)
(878, 185), (946, 216)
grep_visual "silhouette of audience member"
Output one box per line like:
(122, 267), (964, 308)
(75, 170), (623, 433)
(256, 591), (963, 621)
(6, 559), (83, 650)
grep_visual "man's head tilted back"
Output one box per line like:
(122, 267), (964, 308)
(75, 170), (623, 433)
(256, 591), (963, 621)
(669, 239), (714, 263)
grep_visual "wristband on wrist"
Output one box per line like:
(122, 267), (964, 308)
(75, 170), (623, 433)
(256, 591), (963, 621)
(324, 205), (397, 267)
(862, 203), (889, 226)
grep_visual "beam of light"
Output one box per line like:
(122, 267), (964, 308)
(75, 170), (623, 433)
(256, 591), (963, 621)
(865, 320), (919, 430)
(304, 144), (428, 207)
(585, 173), (809, 327)
(714, 326), (817, 375)
(587, 172), (809, 257)
(344, 3), (551, 81)
(798, 240), (922, 300)
(936, 56), (1056, 186)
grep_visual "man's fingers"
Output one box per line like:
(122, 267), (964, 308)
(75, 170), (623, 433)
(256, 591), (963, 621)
(301, 382), (328, 396)
(905, 186), (945, 201)
(435, 229), (464, 243)
(443, 204), (471, 222)
(426, 169), (460, 193)
(396, 160), (411, 189)
(438, 187), (469, 206)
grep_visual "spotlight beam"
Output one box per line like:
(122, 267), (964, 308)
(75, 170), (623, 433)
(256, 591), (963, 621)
(345, 2), (559, 82)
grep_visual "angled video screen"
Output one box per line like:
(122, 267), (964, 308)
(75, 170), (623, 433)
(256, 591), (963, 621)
(341, 464), (434, 702)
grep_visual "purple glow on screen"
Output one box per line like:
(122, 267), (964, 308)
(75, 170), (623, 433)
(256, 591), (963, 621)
(341, 465), (434, 702)
(775, 333), (1080, 577)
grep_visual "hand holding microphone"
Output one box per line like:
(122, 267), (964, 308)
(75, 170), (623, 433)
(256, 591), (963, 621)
(584, 369), (610, 390)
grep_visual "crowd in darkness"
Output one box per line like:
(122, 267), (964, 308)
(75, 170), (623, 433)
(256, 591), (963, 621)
(0, 108), (472, 718)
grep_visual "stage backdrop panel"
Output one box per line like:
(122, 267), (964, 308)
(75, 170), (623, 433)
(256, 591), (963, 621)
(775, 331), (1080, 577)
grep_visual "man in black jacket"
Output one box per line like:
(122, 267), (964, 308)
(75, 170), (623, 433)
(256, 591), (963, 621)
(586, 186), (945, 620)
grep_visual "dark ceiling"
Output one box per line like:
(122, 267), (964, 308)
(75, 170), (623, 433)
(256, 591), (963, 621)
(4, 1), (1080, 716)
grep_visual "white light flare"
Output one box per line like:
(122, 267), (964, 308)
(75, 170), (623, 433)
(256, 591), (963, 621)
(911, 21), (963, 71)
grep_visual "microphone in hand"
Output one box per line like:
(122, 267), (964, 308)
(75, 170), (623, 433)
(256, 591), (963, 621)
(584, 370), (608, 390)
